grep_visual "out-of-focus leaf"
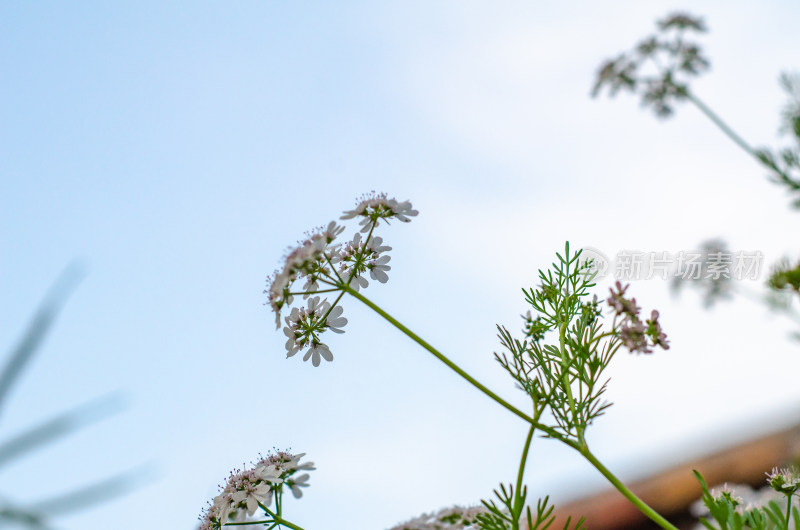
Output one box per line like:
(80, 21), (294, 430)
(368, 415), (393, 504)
(29, 463), (155, 516)
(0, 393), (126, 468)
(0, 263), (85, 421)
(0, 503), (57, 529)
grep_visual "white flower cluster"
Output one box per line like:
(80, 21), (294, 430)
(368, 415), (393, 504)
(284, 296), (347, 366)
(265, 221), (345, 328)
(334, 233), (392, 289)
(341, 191), (418, 232)
(388, 505), (488, 530)
(265, 192), (417, 366)
(198, 451), (314, 530)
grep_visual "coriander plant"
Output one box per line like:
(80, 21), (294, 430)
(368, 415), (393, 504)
(198, 193), (684, 530)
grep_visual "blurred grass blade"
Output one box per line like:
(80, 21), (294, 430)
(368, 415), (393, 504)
(0, 263), (85, 421)
(0, 504), (58, 529)
(29, 464), (154, 516)
(0, 393), (125, 468)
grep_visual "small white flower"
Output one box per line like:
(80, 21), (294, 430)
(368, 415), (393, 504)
(321, 220), (346, 241)
(231, 482), (271, 515)
(324, 304), (348, 333)
(304, 342), (333, 367)
(369, 254), (392, 283)
(287, 473), (310, 498)
(367, 235), (392, 254)
(254, 462), (284, 485)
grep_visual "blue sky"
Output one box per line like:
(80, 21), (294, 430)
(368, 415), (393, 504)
(2, 2), (800, 529)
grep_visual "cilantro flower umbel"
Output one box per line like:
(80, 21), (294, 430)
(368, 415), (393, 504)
(265, 192), (416, 366)
(766, 466), (800, 494)
(265, 221), (345, 328)
(335, 233), (392, 289)
(198, 451), (314, 530)
(283, 296), (347, 366)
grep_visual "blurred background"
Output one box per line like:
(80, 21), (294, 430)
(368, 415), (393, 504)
(2, 1), (800, 528)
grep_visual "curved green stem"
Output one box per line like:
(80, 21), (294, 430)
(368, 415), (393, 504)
(579, 447), (678, 530)
(511, 418), (537, 529)
(341, 285), (572, 445)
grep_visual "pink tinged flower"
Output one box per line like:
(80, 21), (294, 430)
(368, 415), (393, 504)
(645, 310), (670, 350)
(620, 319), (651, 354)
(766, 466), (800, 493)
(607, 281), (640, 318)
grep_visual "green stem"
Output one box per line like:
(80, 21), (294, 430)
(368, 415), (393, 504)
(684, 91), (758, 159)
(512, 418), (537, 529)
(587, 331), (615, 346)
(558, 321), (581, 442)
(257, 501), (305, 530)
(319, 291), (345, 323)
(785, 493), (792, 529)
(289, 288), (340, 296)
(324, 253), (344, 284)
(341, 285), (572, 445)
(579, 447), (678, 530)
(685, 88), (800, 196)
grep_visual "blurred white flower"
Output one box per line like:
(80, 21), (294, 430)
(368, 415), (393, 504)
(287, 473), (310, 498)
(388, 504), (487, 529)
